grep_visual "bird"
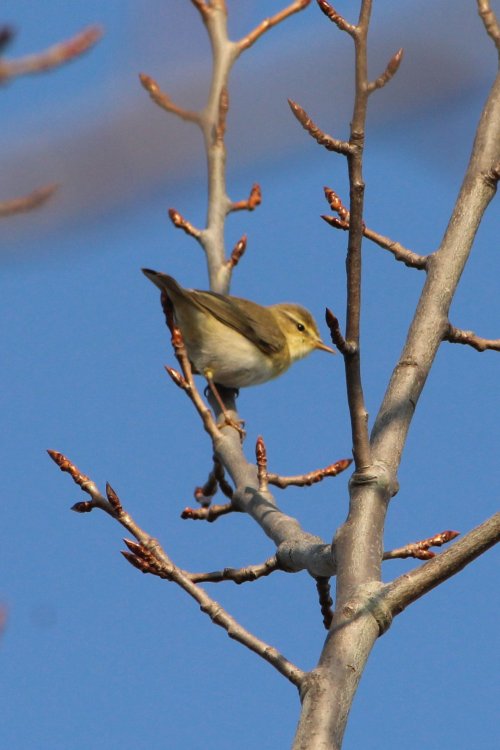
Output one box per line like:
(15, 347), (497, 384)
(142, 269), (335, 393)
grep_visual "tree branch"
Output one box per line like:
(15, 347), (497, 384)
(444, 323), (500, 352)
(48, 450), (305, 687)
(237, 0), (311, 53)
(382, 514), (500, 614)
(189, 555), (281, 584)
(0, 26), (101, 83)
(367, 48), (404, 94)
(0, 183), (58, 217)
(477, 0), (500, 53)
(383, 529), (460, 561)
(288, 99), (353, 155)
(139, 73), (201, 124)
(322, 186), (428, 269)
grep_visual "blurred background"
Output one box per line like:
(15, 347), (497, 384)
(1, 1), (498, 748)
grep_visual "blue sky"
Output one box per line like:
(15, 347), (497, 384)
(1, 2), (499, 748)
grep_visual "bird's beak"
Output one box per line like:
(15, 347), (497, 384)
(315, 340), (337, 354)
(142, 268), (164, 290)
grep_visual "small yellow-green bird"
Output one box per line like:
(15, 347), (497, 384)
(142, 269), (335, 389)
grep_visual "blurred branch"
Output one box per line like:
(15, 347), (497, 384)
(0, 183), (58, 217)
(477, 0), (500, 52)
(237, 0), (311, 53)
(0, 26), (102, 83)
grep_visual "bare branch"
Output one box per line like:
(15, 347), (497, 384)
(237, 0), (311, 53)
(325, 308), (352, 355)
(168, 207), (202, 240)
(181, 502), (235, 522)
(139, 73), (201, 125)
(49, 452), (304, 687)
(323, 187), (427, 269)
(229, 183), (262, 212)
(268, 458), (352, 489)
(367, 48), (404, 94)
(189, 556), (281, 584)
(477, 0), (500, 52)
(0, 183), (58, 218)
(288, 99), (353, 155)
(316, 0), (356, 36)
(444, 324), (500, 352)
(315, 576), (334, 630)
(382, 515), (500, 615)
(383, 530), (460, 561)
(0, 26), (102, 83)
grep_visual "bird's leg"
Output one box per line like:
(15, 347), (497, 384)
(204, 373), (246, 439)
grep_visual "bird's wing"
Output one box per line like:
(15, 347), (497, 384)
(190, 290), (286, 355)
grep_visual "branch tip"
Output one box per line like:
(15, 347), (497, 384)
(316, 0), (356, 35)
(288, 100), (352, 154)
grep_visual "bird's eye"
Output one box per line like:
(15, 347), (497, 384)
(296, 323), (305, 332)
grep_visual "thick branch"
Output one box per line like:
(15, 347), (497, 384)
(371, 70), (500, 472)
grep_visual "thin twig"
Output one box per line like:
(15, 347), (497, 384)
(268, 458), (352, 489)
(0, 183), (58, 217)
(383, 530), (460, 561)
(323, 187), (427, 269)
(367, 48), (404, 93)
(139, 73), (201, 125)
(237, 0), (311, 53)
(181, 502), (235, 521)
(230, 183), (262, 212)
(444, 324), (500, 352)
(190, 0), (211, 21)
(316, 0), (356, 36)
(477, 0), (500, 52)
(381, 514), (500, 615)
(48, 451), (304, 687)
(168, 208), (202, 240)
(288, 99), (353, 155)
(325, 308), (352, 355)
(189, 556), (281, 584)
(0, 26), (102, 82)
